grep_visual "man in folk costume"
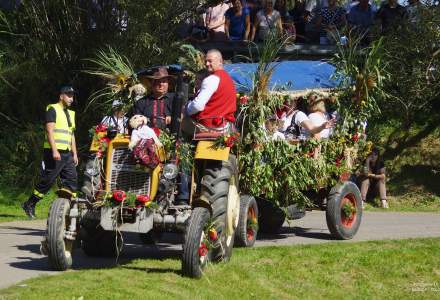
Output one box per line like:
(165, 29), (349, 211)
(132, 67), (175, 130)
(22, 86), (78, 218)
(186, 49), (237, 133)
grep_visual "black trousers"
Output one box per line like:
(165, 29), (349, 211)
(34, 149), (78, 196)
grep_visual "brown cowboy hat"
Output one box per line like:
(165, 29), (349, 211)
(144, 67), (176, 80)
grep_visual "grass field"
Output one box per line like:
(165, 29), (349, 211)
(0, 187), (53, 223)
(0, 238), (439, 300)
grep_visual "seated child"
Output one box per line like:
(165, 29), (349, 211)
(265, 117), (285, 141)
(129, 114), (162, 168)
(101, 99), (128, 134)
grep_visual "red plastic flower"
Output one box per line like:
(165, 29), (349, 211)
(225, 135), (236, 148)
(152, 127), (160, 137)
(198, 242), (209, 257)
(95, 124), (108, 133)
(99, 137), (111, 145)
(335, 156), (344, 167)
(113, 190), (126, 202)
(208, 228), (218, 241)
(136, 194), (151, 203)
(239, 95), (249, 105)
(352, 133), (359, 142)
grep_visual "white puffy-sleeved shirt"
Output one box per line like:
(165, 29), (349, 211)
(186, 75), (220, 116)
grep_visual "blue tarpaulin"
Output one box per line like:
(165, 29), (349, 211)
(224, 60), (339, 93)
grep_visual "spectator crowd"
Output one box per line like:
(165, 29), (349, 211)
(182, 0), (424, 45)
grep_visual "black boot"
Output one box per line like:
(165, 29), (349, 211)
(22, 195), (39, 219)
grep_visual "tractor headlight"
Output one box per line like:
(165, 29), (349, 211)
(163, 163), (179, 180)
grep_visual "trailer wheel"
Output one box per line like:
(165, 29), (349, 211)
(326, 181), (363, 240)
(234, 195), (258, 247)
(47, 198), (73, 271)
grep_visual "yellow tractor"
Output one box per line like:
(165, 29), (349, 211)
(43, 66), (257, 278)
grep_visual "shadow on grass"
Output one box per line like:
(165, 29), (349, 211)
(121, 265), (181, 275)
(390, 164), (440, 196)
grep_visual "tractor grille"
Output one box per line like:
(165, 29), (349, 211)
(109, 147), (150, 195)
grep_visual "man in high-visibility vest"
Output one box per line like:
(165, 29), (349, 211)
(22, 86), (79, 218)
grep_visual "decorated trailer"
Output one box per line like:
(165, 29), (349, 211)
(224, 59), (370, 239)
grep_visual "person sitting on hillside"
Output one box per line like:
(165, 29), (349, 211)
(307, 94), (335, 139)
(359, 147), (389, 209)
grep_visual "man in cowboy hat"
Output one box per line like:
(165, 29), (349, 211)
(132, 66), (176, 130)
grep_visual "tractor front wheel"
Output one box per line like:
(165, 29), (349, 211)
(47, 198), (73, 271)
(182, 207), (211, 278)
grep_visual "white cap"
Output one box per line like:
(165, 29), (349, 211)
(112, 99), (123, 107)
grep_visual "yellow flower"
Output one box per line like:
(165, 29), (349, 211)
(116, 75), (127, 87)
(361, 101), (366, 107)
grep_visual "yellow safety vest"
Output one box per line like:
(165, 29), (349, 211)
(43, 103), (76, 151)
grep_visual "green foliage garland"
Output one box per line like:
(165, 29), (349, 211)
(237, 35), (385, 208)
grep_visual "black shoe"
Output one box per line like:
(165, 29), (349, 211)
(22, 201), (36, 219)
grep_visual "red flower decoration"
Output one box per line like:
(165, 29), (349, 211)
(198, 242), (209, 257)
(352, 133), (359, 142)
(99, 137), (111, 145)
(335, 156), (344, 167)
(225, 135), (236, 148)
(152, 127), (160, 137)
(208, 228), (218, 241)
(95, 124), (108, 133)
(239, 95), (249, 105)
(136, 194), (151, 203)
(113, 190), (126, 202)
